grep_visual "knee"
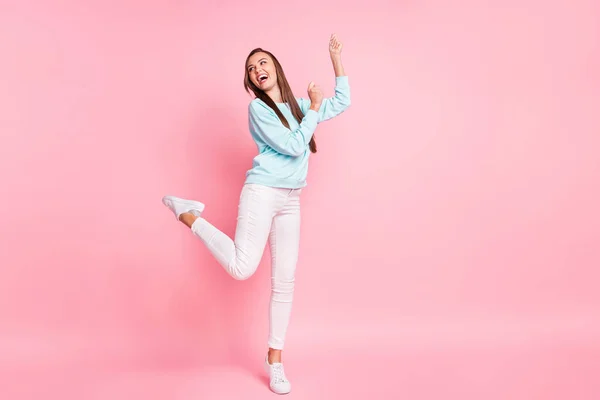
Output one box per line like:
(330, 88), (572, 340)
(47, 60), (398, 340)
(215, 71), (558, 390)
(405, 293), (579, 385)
(230, 259), (259, 281)
(232, 269), (254, 281)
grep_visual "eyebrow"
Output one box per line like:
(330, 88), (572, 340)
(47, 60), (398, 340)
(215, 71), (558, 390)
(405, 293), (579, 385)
(247, 58), (267, 69)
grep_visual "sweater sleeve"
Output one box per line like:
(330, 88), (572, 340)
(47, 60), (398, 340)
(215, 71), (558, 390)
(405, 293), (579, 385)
(248, 100), (319, 157)
(299, 75), (351, 123)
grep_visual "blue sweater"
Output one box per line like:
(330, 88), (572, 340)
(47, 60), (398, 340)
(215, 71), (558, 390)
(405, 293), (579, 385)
(245, 76), (351, 189)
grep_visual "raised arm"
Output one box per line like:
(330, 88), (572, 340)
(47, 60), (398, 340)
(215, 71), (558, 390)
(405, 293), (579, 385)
(299, 34), (351, 122)
(329, 33), (345, 77)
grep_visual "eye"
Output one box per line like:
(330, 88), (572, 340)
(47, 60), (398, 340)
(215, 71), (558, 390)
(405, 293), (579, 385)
(248, 66), (254, 72)
(260, 60), (266, 65)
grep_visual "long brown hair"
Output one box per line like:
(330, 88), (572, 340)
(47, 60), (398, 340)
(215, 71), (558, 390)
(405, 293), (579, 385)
(244, 48), (317, 153)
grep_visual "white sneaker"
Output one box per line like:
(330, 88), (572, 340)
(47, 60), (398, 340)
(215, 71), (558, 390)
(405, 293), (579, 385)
(162, 195), (205, 220)
(264, 356), (291, 394)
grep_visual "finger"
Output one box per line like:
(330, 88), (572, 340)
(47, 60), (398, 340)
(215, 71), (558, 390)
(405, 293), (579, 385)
(308, 81), (314, 89)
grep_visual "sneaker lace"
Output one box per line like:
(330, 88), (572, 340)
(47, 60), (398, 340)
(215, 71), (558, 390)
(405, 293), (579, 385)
(271, 363), (287, 384)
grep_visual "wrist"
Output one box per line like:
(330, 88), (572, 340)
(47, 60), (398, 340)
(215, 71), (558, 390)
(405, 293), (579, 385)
(330, 55), (344, 76)
(309, 103), (321, 112)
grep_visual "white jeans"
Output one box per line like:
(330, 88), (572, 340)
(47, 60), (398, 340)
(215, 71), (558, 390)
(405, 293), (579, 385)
(191, 183), (302, 350)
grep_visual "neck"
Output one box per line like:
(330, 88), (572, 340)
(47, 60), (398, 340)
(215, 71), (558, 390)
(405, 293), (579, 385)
(265, 84), (283, 103)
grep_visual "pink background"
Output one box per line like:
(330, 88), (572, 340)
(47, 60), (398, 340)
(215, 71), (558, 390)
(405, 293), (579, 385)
(1, 0), (599, 398)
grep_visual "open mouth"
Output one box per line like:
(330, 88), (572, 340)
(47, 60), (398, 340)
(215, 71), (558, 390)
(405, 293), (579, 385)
(258, 74), (268, 84)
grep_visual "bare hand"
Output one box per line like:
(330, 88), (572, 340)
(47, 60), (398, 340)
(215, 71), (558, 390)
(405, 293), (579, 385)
(329, 33), (343, 58)
(308, 81), (323, 111)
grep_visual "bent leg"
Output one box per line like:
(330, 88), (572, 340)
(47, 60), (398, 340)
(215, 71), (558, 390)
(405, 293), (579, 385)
(192, 184), (277, 280)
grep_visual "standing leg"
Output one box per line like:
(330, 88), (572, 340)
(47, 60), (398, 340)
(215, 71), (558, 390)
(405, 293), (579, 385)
(264, 189), (301, 395)
(267, 208), (300, 351)
(267, 189), (301, 355)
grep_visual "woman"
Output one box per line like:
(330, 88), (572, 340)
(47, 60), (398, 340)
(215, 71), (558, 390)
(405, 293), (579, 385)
(162, 34), (350, 394)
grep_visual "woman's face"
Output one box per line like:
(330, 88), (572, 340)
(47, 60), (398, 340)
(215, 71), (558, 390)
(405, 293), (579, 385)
(246, 52), (278, 92)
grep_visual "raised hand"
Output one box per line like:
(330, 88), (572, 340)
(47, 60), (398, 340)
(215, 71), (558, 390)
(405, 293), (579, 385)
(307, 81), (324, 111)
(329, 33), (343, 58)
